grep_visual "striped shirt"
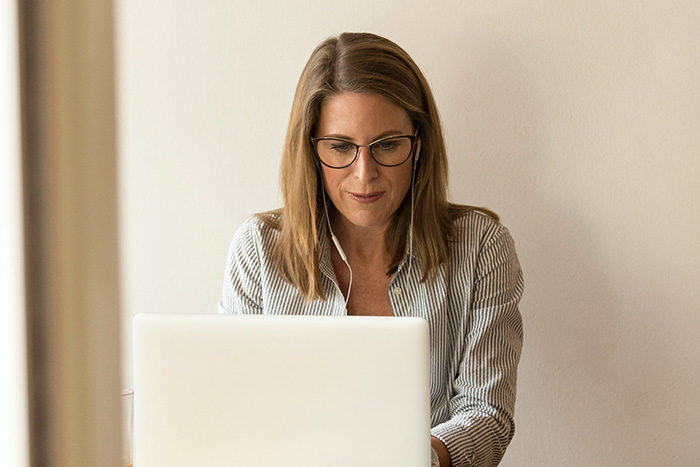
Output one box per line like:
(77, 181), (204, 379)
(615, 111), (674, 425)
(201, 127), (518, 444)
(218, 210), (524, 467)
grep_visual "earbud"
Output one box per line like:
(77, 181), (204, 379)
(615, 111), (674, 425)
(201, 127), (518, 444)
(413, 139), (422, 167)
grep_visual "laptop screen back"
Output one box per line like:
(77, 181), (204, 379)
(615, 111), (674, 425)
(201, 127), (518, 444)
(133, 313), (431, 467)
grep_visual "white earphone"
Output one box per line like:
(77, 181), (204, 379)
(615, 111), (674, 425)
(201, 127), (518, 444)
(316, 136), (422, 305)
(407, 138), (421, 270)
(413, 138), (422, 166)
(317, 167), (352, 304)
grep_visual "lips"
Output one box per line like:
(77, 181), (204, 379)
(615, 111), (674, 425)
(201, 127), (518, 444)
(348, 191), (383, 203)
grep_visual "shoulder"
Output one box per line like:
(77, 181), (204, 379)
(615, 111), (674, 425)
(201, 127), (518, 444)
(451, 209), (508, 248)
(448, 209), (520, 271)
(445, 211), (524, 308)
(228, 212), (281, 257)
(234, 211), (280, 239)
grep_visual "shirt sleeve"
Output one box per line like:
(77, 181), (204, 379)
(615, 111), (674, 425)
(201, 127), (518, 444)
(218, 218), (264, 315)
(431, 225), (524, 467)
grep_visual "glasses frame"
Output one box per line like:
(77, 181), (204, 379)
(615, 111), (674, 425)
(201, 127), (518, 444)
(311, 131), (418, 169)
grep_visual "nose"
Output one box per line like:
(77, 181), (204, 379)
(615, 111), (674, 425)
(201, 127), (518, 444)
(352, 146), (379, 182)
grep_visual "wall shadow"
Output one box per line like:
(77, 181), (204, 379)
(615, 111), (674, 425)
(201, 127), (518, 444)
(444, 36), (686, 465)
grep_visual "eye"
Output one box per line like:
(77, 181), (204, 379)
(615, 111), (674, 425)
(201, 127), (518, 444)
(377, 141), (399, 151)
(330, 141), (354, 153)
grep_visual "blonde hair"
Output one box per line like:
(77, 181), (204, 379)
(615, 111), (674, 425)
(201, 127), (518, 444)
(261, 32), (497, 300)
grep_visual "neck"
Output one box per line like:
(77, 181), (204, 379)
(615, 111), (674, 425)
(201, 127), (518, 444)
(330, 217), (391, 263)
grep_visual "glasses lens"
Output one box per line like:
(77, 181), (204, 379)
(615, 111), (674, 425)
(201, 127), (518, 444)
(315, 139), (357, 168)
(370, 136), (412, 166)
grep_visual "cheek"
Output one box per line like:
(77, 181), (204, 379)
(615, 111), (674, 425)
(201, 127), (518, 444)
(320, 168), (343, 197)
(394, 166), (414, 194)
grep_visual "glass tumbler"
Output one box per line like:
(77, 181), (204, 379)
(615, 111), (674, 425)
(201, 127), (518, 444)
(121, 389), (134, 467)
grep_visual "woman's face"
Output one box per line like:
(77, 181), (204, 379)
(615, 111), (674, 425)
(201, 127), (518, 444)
(315, 92), (415, 235)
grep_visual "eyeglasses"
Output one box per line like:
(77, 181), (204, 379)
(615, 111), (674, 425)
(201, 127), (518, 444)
(311, 133), (417, 169)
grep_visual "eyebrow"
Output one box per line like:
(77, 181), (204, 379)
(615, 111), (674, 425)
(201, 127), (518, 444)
(319, 130), (409, 142)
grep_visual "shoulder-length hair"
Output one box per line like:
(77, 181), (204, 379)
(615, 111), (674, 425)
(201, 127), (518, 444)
(261, 32), (497, 301)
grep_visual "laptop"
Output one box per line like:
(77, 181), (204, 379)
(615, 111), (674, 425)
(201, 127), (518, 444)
(132, 313), (431, 466)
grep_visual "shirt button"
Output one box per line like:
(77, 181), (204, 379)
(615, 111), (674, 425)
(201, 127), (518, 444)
(393, 286), (402, 295)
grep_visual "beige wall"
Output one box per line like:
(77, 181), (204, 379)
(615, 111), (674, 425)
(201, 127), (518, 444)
(117, 1), (700, 465)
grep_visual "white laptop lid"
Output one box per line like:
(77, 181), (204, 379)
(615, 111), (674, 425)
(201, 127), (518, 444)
(133, 313), (431, 467)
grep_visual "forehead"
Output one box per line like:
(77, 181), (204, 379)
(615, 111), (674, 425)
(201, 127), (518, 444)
(316, 92), (412, 138)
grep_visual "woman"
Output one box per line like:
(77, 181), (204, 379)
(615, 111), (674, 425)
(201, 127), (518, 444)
(219, 32), (524, 467)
